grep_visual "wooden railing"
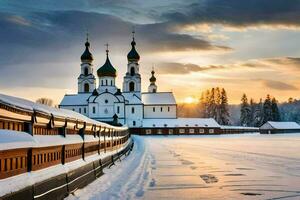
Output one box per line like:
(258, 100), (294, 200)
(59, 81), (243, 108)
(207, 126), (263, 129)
(0, 94), (130, 180)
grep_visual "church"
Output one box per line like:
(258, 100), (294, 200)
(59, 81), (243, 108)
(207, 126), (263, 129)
(59, 33), (177, 128)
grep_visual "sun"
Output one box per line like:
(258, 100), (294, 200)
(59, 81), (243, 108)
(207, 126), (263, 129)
(183, 96), (198, 104)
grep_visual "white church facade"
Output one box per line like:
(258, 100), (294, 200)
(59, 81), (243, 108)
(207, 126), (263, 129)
(59, 34), (177, 128)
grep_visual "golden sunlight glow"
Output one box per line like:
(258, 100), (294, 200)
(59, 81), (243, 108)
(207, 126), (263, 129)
(183, 96), (198, 104)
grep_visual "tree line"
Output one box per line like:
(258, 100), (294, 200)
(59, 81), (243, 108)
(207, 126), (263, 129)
(178, 88), (287, 127)
(198, 87), (230, 125)
(240, 94), (280, 127)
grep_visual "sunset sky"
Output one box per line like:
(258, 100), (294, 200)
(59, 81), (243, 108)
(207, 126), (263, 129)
(1, 0), (300, 105)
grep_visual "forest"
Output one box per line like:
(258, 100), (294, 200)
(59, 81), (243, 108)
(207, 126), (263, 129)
(177, 88), (300, 126)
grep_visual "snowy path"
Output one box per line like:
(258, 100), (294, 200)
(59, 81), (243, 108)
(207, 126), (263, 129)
(67, 134), (300, 200)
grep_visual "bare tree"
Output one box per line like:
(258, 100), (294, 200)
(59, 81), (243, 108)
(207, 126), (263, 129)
(36, 98), (53, 107)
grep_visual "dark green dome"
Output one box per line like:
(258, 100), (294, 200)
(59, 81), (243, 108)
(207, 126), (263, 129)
(127, 40), (140, 62)
(81, 41), (93, 62)
(150, 70), (156, 82)
(97, 52), (117, 77)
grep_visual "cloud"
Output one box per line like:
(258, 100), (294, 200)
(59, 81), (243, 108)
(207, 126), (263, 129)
(0, 10), (230, 90)
(261, 80), (298, 91)
(157, 63), (224, 74)
(162, 0), (300, 30)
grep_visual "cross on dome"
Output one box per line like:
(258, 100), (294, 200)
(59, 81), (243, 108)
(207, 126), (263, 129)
(105, 43), (109, 55)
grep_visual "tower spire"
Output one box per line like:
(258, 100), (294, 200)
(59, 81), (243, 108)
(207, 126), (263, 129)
(105, 43), (109, 56)
(132, 27), (135, 42)
(127, 29), (140, 62)
(148, 67), (157, 93)
(86, 30), (89, 42)
(81, 32), (93, 62)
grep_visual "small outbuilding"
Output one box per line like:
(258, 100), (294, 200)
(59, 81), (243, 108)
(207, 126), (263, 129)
(135, 118), (222, 135)
(260, 121), (300, 134)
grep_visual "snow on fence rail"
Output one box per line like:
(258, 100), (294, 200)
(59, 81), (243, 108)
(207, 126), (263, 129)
(0, 93), (130, 181)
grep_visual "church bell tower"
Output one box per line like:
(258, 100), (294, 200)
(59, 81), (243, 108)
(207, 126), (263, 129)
(123, 31), (141, 97)
(78, 34), (96, 93)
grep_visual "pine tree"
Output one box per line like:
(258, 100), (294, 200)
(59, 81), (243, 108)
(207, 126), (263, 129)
(208, 88), (217, 119)
(254, 98), (263, 127)
(240, 94), (251, 126)
(219, 88), (230, 125)
(262, 94), (273, 123)
(204, 90), (210, 118)
(215, 87), (221, 123)
(271, 97), (280, 121)
(249, 98), (255, 126)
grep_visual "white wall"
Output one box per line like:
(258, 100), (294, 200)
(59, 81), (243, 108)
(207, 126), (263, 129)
(60, 105), (89, 116)
(125, 104), (143, 127)
(144, 105), (176, 119)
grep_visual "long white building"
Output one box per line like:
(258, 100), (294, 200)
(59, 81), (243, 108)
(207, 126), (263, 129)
(59, 34), (177, 128)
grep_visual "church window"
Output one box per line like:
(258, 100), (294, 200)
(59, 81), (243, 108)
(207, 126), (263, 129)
(117, 106), (120, 114)
(93, 107), (96, 114)
(84, 67), (88, 76)
(111, 80), (113, 86)
(168, 107), (170, 112)
(105, 80), (108, 85)
(72, 108), (75, 111)
(153, 88), (156, 93)
(130, 67), (135, 76)
(79, 108), (81, 113)
(131, 107), (135, 114)
(84, 108), (86, 113)
(84, 83), (89, 92)
(101, 80), (103, 86)
(133, 121), (136, 126)
(161, 107), (163, 112)
(105, 99), (108, 104)
(153, 107), (155, 112)
(129, 82), (135, 92)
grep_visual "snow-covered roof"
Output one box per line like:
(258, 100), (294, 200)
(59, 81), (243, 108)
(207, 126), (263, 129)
(142, 92), (176, 105)
(59, 93), (91, 106)
(122, 93), (143, 104)
(221, 126), (259, 130)
(260, 121), (300, 130)
(142, 118), (220, 128)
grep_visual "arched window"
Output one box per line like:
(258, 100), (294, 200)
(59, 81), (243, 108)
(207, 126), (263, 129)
(111, 80), (113, 86)
(84, 67), (89, 76)
(101, 80), (103, 86)
(153, 88), (156, 93)
(84, 83), (89, 92)
(130, 67), (135, 76)
(129, 82), (135, 92)
(105, 79), (108, 85)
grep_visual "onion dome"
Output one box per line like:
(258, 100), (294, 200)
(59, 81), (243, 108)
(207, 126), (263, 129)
(81, 36), (93, 62)
(97, 46), (117, 77)
(149, 69), (156, 83)
(127, 32), (140, 62)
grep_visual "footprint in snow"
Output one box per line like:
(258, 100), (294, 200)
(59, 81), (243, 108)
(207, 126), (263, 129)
(149, 179), (156, 187)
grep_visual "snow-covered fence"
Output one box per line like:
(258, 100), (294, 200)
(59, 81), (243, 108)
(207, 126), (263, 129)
(0, 93), (131, 198)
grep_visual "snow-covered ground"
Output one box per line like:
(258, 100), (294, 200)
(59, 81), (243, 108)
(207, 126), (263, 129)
(67, 134), (300, 200)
